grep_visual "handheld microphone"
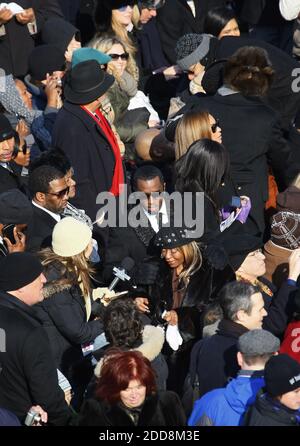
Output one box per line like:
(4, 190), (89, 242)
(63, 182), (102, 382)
(108, 257), (135, 291)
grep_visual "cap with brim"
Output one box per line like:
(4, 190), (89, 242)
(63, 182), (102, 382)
(64, 60), (115, 104)
(0, 114), (14, 142)
(238, 329), (280, 356)
(72, 48), (111, 68)
(154, 226), (198, 249)
(0, 252), (43, 291)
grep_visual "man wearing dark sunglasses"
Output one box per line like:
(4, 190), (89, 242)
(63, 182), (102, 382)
(26, 164), (70, 252)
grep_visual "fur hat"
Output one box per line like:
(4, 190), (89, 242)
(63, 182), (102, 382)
(52, 217), (92, 257)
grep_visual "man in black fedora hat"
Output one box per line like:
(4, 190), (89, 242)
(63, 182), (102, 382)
(52, 60), (125, 246)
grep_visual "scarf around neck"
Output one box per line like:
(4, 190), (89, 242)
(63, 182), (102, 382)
(81, 106), (124, 196)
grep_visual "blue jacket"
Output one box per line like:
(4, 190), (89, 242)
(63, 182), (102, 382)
(188, 370), (265, 426)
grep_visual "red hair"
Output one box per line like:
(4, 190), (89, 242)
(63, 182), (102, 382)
(95, 349), (157, 404)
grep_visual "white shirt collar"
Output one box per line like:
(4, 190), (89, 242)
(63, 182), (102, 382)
(32, 200), (61, 222)
(143, 200), (169, 233)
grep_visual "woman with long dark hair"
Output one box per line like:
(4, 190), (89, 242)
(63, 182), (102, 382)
(203, 6), (240, 39)
(175, 138), (233, 238)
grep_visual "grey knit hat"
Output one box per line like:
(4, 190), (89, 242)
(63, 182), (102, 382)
(175, 33), (212, 71)
(238, 329), (280, 356)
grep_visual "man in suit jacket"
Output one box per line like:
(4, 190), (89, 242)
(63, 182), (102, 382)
(26, 164), (69, 251)
(103, 165), (169, 307)
(156, 0), (227, 64)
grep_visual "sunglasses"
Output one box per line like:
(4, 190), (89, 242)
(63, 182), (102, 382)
(211, 119), (220, 133)
(109, 53), (129, 61)
(118, 4), (134, 12)
(46, 186), (70, 199)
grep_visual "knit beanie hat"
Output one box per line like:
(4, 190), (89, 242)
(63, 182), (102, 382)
(264, 354), (300, 397)
(28, 45), (66, 82)
(0, 189), (33, 224)
(52, 217), (92, 257)
(175, 33), (213, 71)
(0, 252), (43, 291)
(41, 18), (79, 53)
(271, 211), (300, 250)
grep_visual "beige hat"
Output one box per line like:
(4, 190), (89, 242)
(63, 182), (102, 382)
(52, 217), (92, 257)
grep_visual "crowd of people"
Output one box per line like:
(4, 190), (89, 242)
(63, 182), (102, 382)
(0, 0), (300, 427)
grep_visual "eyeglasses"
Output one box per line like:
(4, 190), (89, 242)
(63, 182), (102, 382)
(109, 53), (129, 61)
(211, 119), (220, 133)
(46, 186), (69, 199)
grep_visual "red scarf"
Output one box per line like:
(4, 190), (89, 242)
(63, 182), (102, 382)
(81, 106), (124, 196)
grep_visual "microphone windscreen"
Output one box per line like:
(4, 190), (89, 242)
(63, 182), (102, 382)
(121, 256), (135, 272)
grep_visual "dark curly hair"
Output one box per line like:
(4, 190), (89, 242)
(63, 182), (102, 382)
(223, 46), (274, 96)
(103, 298), (143, 349)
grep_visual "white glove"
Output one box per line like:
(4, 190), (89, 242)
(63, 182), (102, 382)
(165, 324), (183, 351)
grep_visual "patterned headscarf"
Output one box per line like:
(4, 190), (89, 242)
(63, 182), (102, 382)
(0, 74), (42, 125)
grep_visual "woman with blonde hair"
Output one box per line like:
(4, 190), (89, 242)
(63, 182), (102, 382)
(35, 217), (106, 398)
(94, 1), (139, 78)
(90, 35), (160, 150)
(136, 225), (203, 395)
(175, 110), (222, 160)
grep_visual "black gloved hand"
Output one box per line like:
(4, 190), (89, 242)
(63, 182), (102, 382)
(132, 261), (160, 285)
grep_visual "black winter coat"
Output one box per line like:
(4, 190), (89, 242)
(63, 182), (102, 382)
(182, 92), (293, 231)
(0, 163), (23, 194)
(77, 391), (186, 426)
(0, 0), (63, 77)
(34, 263), (104, 376)
(0, 291), (71, 425)
(244, 392), (300, 426)
(204, 35), (300, 129)
(52, 102), (117, 224)
(156, 0), (227, 64)
(25, 205), (57, 252)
